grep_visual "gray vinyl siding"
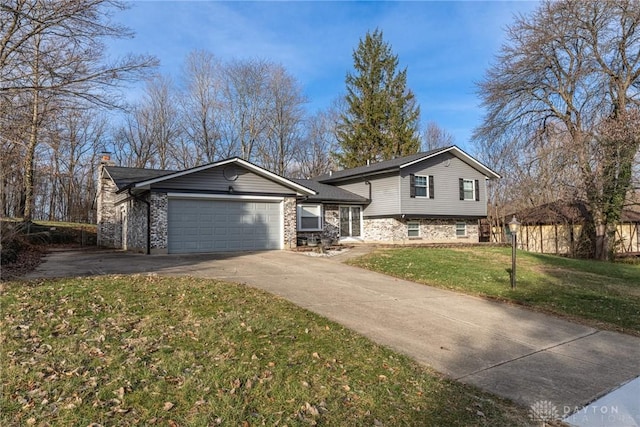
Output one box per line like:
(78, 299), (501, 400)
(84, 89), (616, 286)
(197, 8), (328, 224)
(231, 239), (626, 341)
(334, 172), (399, 216)
(366, 172), (400, 216)
(400, 152), (488, 217)
(150, 165), (295, 194)
(334, 179), (369, 199)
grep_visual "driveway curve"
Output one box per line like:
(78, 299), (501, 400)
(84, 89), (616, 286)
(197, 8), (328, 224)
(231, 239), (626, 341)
(25, 248), (640, 415)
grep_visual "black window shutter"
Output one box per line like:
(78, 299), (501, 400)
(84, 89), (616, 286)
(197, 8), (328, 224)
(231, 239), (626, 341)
(410, 174), (416, 198)
(459, 178), (464, 200)
(429, 175), (434, 199)
(475, 179), (480, 201)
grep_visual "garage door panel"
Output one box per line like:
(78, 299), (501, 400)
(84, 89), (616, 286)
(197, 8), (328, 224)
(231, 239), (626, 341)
(168, 198), (282, 253)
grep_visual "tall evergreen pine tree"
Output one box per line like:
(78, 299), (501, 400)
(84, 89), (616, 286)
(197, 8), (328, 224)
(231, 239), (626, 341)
(335, 29), (421, 168)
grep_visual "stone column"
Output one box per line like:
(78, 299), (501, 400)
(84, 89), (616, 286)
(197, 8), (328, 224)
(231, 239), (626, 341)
(283, 197), (297, 249)
(96, 161), (118, 248)
(149, 192), (168, 254)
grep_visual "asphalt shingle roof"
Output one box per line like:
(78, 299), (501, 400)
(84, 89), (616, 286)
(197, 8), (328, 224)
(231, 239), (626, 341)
(104, 166), (175, 191)
(291, 179), (368, 203)
(314, 146), (451, 183)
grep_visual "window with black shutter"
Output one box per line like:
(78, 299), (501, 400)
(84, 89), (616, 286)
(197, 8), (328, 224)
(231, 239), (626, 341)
(475, 179), (480, 201)
(460, 178), (476, 201)
(429, 175), (434, 199)
(410, 174), (416, 198)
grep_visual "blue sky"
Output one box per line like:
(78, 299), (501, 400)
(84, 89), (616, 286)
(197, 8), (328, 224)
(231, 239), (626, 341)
(107, 1), (538, 151)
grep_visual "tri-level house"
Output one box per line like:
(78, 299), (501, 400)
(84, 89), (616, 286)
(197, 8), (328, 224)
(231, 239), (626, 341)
(97, 145), (500, 254)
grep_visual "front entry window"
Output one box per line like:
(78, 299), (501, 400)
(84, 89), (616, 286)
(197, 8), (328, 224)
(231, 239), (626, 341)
(297, 204), (322, 231)
(340, 206), (361, 237)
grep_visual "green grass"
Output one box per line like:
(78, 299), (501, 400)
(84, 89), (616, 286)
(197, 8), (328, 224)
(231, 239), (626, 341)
(350, 247), (640, 335)
(1, 218), (96, 229)
(1, 218), (96, 250)
(1, 276), (531, 426)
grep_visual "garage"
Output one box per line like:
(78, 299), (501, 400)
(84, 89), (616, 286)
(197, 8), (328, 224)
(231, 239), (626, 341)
(168, 197), (283, 253)
(99, 157), (316, 254)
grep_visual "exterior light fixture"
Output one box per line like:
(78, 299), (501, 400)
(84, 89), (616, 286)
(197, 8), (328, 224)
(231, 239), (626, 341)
(508, 215), (520, 289)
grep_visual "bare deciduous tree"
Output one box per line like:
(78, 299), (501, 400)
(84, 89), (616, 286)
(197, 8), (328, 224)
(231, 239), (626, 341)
(474, 0), (640, 259)
(1, 0), (157, 221)
(113, 76), (182, 169)
(144, 76), (182, 169)
(42, 109), (106, 222)
(0, 94), (29, 217)
(181, 50), (222, 164)
(220, 59), (271, 162)
(259, 64), (307, 176)
(423, 121), (454, 151)
(292, 107), (340, 179)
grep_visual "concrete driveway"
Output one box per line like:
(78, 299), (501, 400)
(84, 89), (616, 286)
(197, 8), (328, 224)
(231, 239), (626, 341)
(26, 248), (640, 420)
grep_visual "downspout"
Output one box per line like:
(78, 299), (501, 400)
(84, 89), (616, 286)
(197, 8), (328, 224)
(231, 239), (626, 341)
(128, 189), (151, 255)
(364, 179), (371, 239)
(358, 173), (372, 201)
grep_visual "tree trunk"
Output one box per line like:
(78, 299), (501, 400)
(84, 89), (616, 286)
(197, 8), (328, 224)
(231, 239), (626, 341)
(594, 221), (607, 260)
(23, 87), (39, 223)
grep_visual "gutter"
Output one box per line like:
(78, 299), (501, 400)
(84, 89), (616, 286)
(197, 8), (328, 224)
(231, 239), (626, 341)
(128, 189), (151, 255)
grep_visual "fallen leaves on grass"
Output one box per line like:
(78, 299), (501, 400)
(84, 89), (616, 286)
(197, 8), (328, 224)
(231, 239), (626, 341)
(0, 244), (45, 281)
(1, 275), (533, 426)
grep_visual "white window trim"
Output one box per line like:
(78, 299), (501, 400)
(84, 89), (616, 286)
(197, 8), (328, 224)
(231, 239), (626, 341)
(338, 205), (363, 240)
(456, 222), (467, 237)
(297, 204), (323, 232)
(407, 221), (420, 238)
(414, 175), (429, 198)
(462, 179), (475, 201)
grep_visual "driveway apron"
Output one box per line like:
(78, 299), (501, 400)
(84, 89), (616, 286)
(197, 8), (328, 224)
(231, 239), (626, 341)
(26, 249), (640, 414)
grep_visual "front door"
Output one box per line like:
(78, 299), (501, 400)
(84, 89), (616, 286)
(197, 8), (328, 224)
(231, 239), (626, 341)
(340, 206), (361, 238)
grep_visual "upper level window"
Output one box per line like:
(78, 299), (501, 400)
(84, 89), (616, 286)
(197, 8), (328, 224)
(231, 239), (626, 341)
(415, 176), (427, 197)
(410, 174), (434, 199)
(297, 204), (322, 231)
(459, 178), (479, 201)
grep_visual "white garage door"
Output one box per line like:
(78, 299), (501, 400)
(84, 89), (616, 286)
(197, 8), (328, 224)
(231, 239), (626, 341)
(168, 198), (282, 253)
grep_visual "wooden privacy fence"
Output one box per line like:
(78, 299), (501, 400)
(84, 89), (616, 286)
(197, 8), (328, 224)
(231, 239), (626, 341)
(492, 222), (640, 256)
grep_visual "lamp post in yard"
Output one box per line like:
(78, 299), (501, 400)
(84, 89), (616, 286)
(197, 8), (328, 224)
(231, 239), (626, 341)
(508, 216), (521, 289)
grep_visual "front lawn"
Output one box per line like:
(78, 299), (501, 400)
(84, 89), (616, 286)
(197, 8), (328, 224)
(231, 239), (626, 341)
(1, 276), (531, 426)
(350, 247), (640, 335)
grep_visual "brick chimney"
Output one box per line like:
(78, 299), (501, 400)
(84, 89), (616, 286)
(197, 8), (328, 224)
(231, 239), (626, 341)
(99, 151), (115, 166)
(97, 151), (116, 247)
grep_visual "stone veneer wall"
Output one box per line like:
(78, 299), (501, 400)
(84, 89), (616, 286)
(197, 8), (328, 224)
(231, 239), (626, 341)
(283, 197), (298, 249)
(362, 218), (406, 242)
(150, 192), (168, 254)
(322, 204), (340, 242)
(97, 166), (119, 248)
(125, 196), (148, 253)
(363, 218), (480, 243)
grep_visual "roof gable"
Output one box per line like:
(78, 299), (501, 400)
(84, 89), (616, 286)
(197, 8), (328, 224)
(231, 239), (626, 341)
(105, 158), (315, 196)
(315, 145), (500, 183)
(104, 166), (175, 191)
